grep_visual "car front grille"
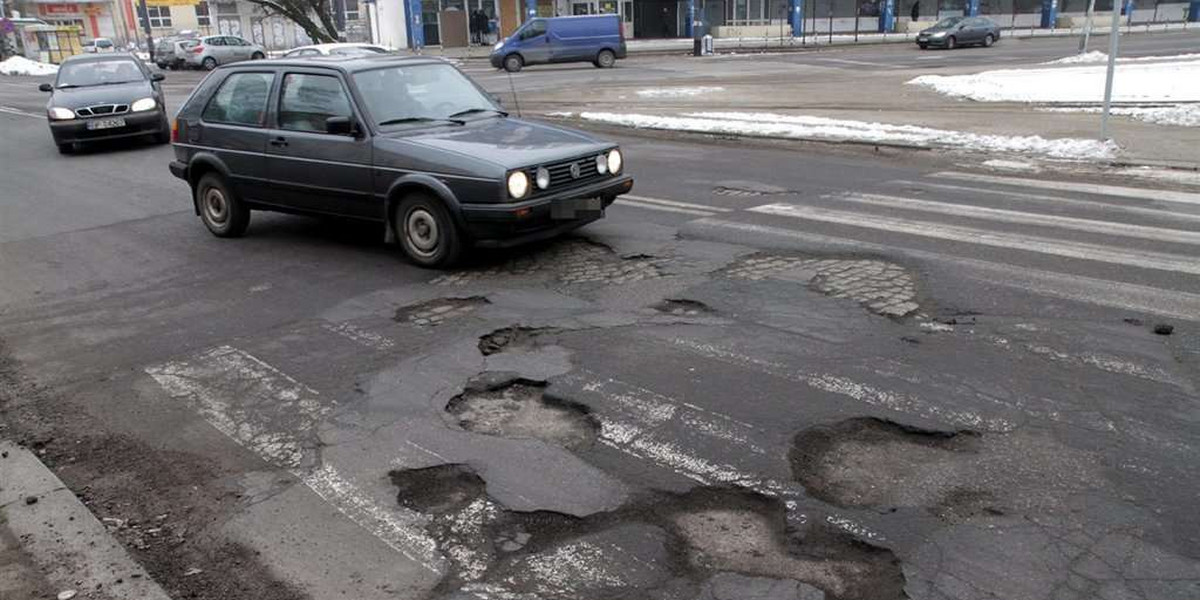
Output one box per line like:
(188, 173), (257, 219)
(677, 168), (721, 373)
(531, 155), (605, 195)
(75, 104), (130, 118)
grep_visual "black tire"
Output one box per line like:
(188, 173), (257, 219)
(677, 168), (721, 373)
(945, 36), (957, 50)
(57, 142), (74, 155)
(251, 51), (265, 60)
(918, 43), (928, 49)
(595, 49), (616, 68)
(196, 173), (250, 238)
(154, 125), (171, 145)
(503, 54), (523, 73)
(202, 57), (217, 70)
(167, 62), (178, 70)
(982, 33), (994, 47)
(395, 193), (463, 268)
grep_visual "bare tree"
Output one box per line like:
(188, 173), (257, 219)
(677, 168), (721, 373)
(244, 0), (340, 43)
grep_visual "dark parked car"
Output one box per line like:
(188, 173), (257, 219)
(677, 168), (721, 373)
(916, 16), (1000, 50)
(168, 55), (633, 267)
(39, 53), (170, 154)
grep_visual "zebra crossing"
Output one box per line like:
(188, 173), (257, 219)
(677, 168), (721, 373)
(621, 169), (1200, 320)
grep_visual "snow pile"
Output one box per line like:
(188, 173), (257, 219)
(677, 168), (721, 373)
(636, 86), (725, 98)
(982, 159), (1042, 172)
(909, 60), (1200, 103)
(1044, 52), (1200, 65)
(576, 111), (1118, 160)
(1044, 104), (1200, 127)
(0, 56), (59, 76)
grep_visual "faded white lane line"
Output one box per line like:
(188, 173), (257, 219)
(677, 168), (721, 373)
(322, 321), (396, 351)
(747, 202), (1200, 276)
(931, 171), (1200, 207)
(0, 106), (42, 118)
(621, 194), (734, 212)
(146, 345), (443, 573)
(618, 199), (717, 217)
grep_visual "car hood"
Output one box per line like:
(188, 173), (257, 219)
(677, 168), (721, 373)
(50, 81), (154, 109)
(380, 117), (613, 171)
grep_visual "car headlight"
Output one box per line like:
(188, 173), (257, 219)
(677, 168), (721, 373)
(931, 31), (946, 38)
(606, 149), (623, 175)
(507, 171), (530, 199)
(493, 42), (504, 51)
(48, 106), (75, 120)
(535, 167), (550, 190)
(131, 97), (157, 112)
(595, 154), (608, 175)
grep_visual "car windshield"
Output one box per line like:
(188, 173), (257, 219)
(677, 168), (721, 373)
(353, 63), (499, 127)
(935, 16), (964, 27)
(56, 59), (145, 88)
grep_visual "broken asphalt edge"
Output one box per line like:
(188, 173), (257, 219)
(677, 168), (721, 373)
(0, 439), (172, 600)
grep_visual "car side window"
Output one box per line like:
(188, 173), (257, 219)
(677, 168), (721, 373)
(520, 21), (547, 40)
(231, 37), (249, 46)
(202, 72), (274, 127)
(278, 73), (353, 133)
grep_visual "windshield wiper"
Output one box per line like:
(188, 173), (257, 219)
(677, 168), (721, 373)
(378, 116), (465, 127)
(56, 84), (80, 89)
(96, 80), (143, 86)
(448, 107), (508, 119)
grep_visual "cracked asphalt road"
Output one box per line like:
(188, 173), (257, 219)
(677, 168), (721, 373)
(3, 51), (1200, 600)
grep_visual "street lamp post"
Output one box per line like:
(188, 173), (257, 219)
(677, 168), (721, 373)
(138, 0), (155, 62)
(1100, 0), (1122, 140)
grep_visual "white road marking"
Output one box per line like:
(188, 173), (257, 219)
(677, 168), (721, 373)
(622, 194), (733, 212)
(618, 198), (716, 217)
(0, 105), (42, 118)
(831, 191), (1200, 245)
(747, 202), (1200, 276)
(931, 171), (1200, 207)
(688, 218), (1200, 321)
(322, 321), (396, 351)
(669, 337), (1016, 432)
(146, 346), (443, 573)
(892, 179), (1200, 225)
(818, 57), (901, 68)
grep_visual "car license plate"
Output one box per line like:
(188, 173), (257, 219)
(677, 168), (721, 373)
(87, 117), (126, 130)
(551, 197), (603, 220)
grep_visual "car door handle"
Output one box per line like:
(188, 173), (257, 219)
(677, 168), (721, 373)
(269, 136), (288, 147)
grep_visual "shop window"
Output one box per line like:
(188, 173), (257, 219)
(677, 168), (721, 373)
(344, 0), (360, 21)
(138, 5), (173, 28)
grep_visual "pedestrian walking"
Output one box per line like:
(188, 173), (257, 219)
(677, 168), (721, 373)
(911, 1), (920, 21)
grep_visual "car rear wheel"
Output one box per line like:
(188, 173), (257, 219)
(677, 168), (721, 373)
(396, 193), (463, 268)
(945, 36), (957, 50)
(595, 49), (616, 68)
(202, 57), (217, 70)
(196, 173), (250, 238)
(251, 51), (265, 60)
(982, 33), (994, 47)
(503, 54), (523, 73)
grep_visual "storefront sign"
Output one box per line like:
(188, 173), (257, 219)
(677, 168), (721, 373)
(40, 4), (81, 15)
(145, 0), (201, 6)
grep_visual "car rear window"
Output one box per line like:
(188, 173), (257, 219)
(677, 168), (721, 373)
(202, 72), (274, 127)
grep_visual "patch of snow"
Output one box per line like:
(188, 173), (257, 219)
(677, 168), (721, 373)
(544, 111), (574, 117)
(636, 86), (725, 98)
(909, 60), (1200, 103)
(1042, 104), (1200, 127)
(983, 159), (1042, 172)
(1044, 51), (1200, 65)
(1115, 167), (1200, 187)
(0, 56), (59, 76)
(576, 111), (1118, 160)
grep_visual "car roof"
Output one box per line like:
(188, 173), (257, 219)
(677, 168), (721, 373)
(231, 54), (446, 73)
(290, 43), (385, 52)
(60, 52), (142, 64)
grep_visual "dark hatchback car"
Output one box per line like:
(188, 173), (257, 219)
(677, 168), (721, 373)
(168, 55), (633, 267)
(916, 16), (1001, 50)
(40, 53), (171, 154)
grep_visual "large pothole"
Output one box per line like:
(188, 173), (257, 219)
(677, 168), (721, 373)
(430, 238), (667, 287)
(445, 376), (598, 451)
(390, 467), (907, 600)
(477, 326), (561, 356)
(722, 254), (921, 318)
(394, 296), (490, 326)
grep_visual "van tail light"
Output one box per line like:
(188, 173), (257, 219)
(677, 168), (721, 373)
(171, 118), (179, 143)
(191, 45), (204, 54)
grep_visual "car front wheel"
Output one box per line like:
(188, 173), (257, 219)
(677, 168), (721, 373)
(196, 173), (250, 238)
(595, 49), (616, 68)
(945, 36), (957, 50)
(395, 193), (463, 268)
(982, 33), (994, 47)
(251, 51), (265, 60)
(503, 54), (523, 73)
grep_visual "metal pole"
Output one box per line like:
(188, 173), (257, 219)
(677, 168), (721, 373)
(1079, 0), (1095, 52)
(827, 1), (832, 42)
(1100, 0), (1122, 140)
(137, 0), (155, 62)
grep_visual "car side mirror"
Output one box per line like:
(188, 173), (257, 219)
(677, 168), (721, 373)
(151, 73), (166, 82)
(39, 83), (53, 92)
(326, 116), (357, 136)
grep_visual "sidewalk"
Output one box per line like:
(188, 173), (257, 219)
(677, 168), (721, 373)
(419, 20), (1196, 59)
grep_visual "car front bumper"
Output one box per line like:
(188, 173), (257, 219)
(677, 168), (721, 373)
(49, 109), (167, 145)
(489, 52), (504, 68)
(916, 35), (949, 46)
(461, 175), (634, 247)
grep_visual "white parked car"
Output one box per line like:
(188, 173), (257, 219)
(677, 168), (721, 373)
(83, 37), (115, 53)
(281, 43), (393, 58)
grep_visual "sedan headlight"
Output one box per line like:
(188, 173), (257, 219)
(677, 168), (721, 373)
(931, 31), (947, 38)
(595, 154), (608, 175)
(131, 97), (157, 112)
(507, 171), (530, 199)
(48, 106), (75, 120)
(606, 149), (623, 175)
(535, 167), (550, 190)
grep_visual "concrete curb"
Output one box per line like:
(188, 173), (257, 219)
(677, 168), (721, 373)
(0, 440), (172, 600)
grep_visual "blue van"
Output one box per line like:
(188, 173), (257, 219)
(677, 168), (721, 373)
(490, 14), (627, 72)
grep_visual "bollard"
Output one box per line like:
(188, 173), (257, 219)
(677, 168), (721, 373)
(702, 34), (714, 55)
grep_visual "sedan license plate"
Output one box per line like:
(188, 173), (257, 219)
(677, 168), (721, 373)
(551, 197), (603, 220)
(87, 117), (126, 130)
